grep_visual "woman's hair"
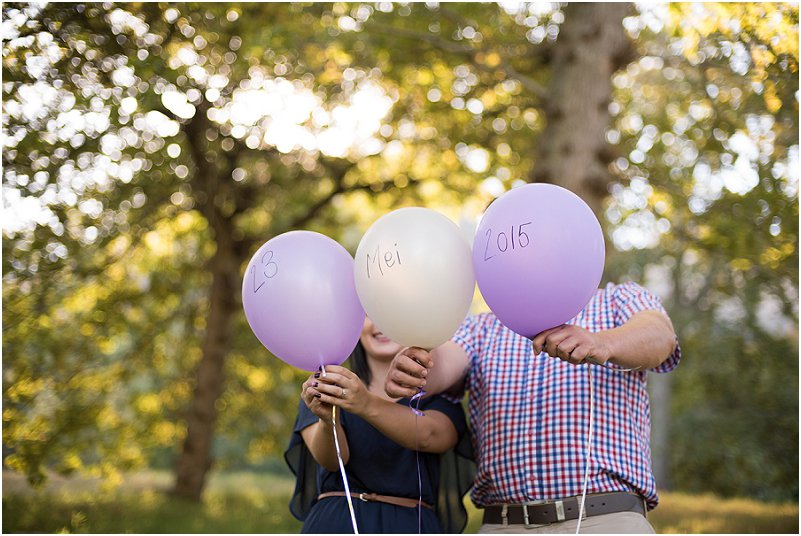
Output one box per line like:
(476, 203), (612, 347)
(347, 340), (372, 387)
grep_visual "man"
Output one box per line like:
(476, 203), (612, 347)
(385, 281), (680, 533)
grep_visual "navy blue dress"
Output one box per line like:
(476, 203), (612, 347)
(284, 395), (474, 534)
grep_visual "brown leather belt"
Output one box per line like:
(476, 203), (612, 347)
(483, 492), (645, 527)
(318, 491), (433, 510)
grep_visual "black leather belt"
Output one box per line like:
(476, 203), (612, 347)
(482, 492), (646, 527)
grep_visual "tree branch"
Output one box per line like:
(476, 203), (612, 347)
(286, 168), (422, 232)
(286, 158), (355, 230)
(367, 20), (547, 99)
(438, 5), (549, 98)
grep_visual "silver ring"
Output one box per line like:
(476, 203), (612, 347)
(341, 388), (347, 398)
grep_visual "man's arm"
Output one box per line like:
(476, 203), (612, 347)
(531, 310), (677, 370)
(384, 341), (469, 399)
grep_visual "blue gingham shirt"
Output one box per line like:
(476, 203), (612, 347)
(451, 281), (681, 509)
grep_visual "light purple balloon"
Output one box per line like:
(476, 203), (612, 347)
(242, 230), (365, 372)
(472, 183), (605, 338)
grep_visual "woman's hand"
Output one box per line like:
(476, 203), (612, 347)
(308, 365), (373, 417)
(301, 374), (334, 424)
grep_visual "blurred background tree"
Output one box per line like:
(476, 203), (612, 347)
(3, 0), (797, 507)
(605, 3), (798, 499)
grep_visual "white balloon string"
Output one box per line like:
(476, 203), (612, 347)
(586, 356), (639, 372)
(331, 405), (359, 534)
(577, 359), (638, 533)
(576, 364), (593, 534)
(322, 365), (359, 535)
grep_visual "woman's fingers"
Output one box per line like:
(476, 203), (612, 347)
(314, 381), (347, 399)
(315, 371), (350, 388)
(301, 378), (318, 405)
(319, 364), (352, 377)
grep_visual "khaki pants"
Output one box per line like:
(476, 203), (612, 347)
(479, 511), (655, 534)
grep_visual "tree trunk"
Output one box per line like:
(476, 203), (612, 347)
(648, 373), (672, 489)
(530, 2), (633, 217)
(532, 1), (679, 488)
(171, 104), (242, 501)
(171, 215), (240, 501)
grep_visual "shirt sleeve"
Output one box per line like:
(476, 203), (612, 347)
(451, 314), (482, 363)
(611, 281), (681, 373)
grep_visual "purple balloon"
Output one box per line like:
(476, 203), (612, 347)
(242, 231), (365, 372)
(472, 184), (605, 338)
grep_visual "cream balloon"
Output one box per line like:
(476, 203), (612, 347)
(354, 207), (476, 349)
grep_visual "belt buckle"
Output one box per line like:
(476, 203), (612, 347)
(358, 493), (369, 502)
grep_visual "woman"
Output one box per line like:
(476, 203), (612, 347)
(284, 317), (474, 533)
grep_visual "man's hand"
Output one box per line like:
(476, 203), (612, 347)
(384, 346), (432, 398)
(531, 324), (612, 366)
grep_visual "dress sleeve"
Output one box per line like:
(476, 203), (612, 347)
(611, 281), (681, 373)
(422, 395), (476, 533)
(283, 399), (321, 521)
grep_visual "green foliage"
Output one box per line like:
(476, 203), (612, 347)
(2, 2), (798, 503)
(2, 2), (505, 487)
(3, 210), (211, 484)
(670, 323), (798, 501)
(604, 3), (798, 501)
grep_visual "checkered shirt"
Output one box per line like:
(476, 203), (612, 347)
(451, 281), (681, 510)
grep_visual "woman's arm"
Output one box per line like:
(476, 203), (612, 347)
(299, 376), (350, 471)
(311, 365), (459, 453)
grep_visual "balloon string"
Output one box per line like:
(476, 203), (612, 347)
(322, 363), (359, 535)
(576, 359), (637, 533)
(331, 405), (359, 534)
(410, 388), (426, 416)
(411, 389), (425, 533)
(576, 364), (593, 534)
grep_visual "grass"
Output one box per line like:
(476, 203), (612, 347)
(3, 470), (798, 533)
(3, 470), (303, 534)
(647, 491), (798, 534)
